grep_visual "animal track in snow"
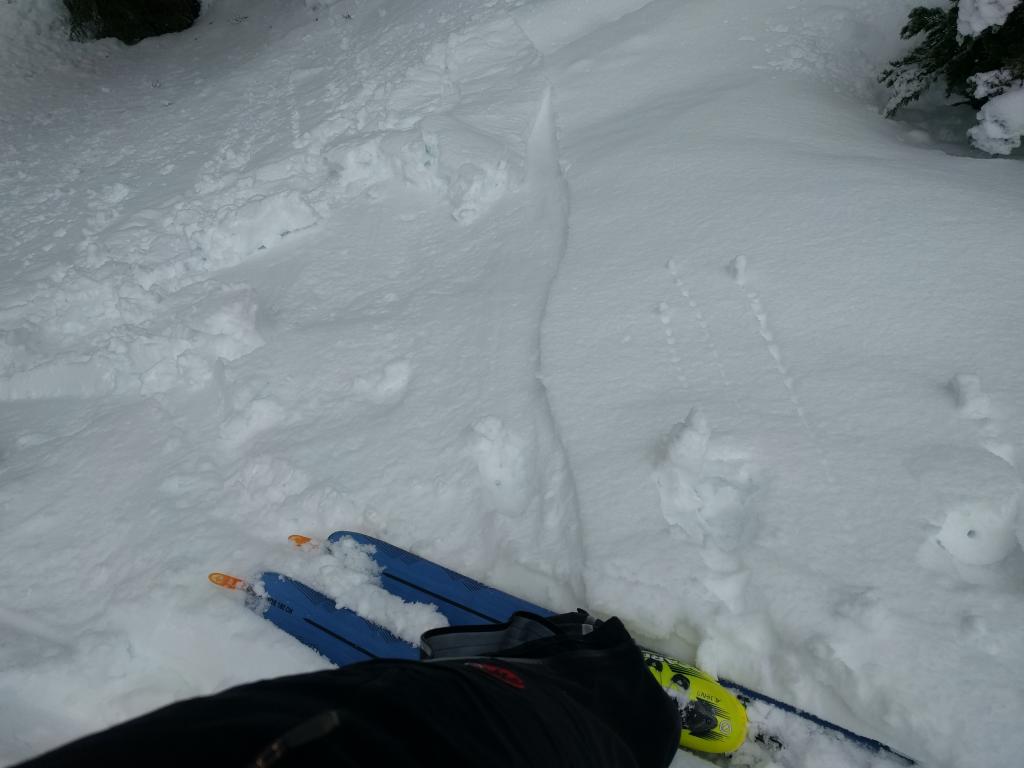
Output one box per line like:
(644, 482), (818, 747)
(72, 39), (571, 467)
(231, 455), (311, 512)
(665, 259), (729, 390)
(656, 302), (688, 389)
(730, 255), (832, 482)
(218, 454), (359, 534)
(352, 359), (412, 405)
(470, 416), (533, 518)
(219, 397), (289, 452)
(949, 373), (1016, 467)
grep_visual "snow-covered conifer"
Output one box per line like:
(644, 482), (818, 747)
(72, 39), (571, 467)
(880, 0), (1023, 154)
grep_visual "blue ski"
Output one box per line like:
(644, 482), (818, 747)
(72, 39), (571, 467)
(326, 531), (552, 623)
(212, 532), (915, 765)
(210, 570), (418, 666)
(323, 531), (914, 766)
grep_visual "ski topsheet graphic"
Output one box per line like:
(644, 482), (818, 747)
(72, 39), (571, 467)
(211, 531), (914, 765)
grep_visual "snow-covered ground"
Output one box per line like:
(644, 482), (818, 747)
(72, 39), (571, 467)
(1, 0), (1022, 765)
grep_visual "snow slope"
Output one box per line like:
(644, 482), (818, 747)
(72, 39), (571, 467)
(1, 0), (1022, 766)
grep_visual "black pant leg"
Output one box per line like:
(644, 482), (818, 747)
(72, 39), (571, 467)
(15, 656), (651, 768)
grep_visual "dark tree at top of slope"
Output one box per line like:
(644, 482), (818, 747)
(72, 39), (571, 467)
(64, 0), (201, 45)
(879, 1), (1023, 115)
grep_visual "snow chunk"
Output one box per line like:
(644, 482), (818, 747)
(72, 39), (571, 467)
(654, 408), (759, 554)
(266, 536), (448, 645)
(970, 68), (1022, 99)
(322, 116), (515, 223)
(957, 0), (1021, 37)
(0, 276), (262, 400)
(309, 14), (541, 223)
(937, 497), (1021, 566)
(912, 447), (1023, 569)
(969, 86), (1024, 155)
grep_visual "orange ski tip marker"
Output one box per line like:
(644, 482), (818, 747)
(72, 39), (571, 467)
(208, 572), (247, 590)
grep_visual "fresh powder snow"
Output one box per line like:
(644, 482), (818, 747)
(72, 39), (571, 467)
(1, 1), (1022, 766)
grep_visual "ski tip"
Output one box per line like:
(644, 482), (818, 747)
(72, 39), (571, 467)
(209, 572), (248, 591)
(288, 534), (318, 550)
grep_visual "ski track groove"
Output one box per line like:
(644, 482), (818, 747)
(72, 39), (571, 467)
(531, 83), (588, 605)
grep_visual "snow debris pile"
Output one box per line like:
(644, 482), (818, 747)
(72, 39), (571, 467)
(266, 535), (449, 645)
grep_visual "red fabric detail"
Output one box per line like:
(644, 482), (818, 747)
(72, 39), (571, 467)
(464, 662), (526, 690)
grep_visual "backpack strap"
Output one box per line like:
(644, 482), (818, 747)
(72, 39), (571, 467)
(420, 610), (599, 660)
